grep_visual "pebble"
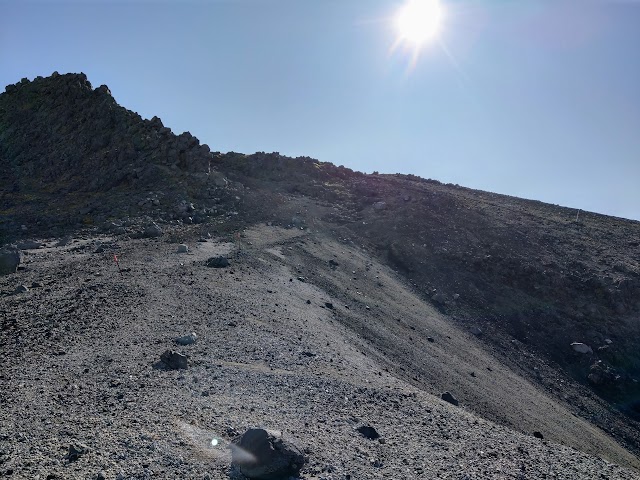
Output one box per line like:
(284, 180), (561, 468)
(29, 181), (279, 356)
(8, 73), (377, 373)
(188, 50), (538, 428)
(175, 332), (197, 345)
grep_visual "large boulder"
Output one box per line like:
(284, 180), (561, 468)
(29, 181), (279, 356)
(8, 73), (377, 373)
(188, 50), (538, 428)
(0, 249), (21, 275)
(571, 342), (593, 354)
(231, 428), (304, 480)
(143, 222), (163, 238)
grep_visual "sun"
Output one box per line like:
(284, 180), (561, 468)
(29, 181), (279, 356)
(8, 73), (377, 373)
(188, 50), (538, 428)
(395, 0), (444, 47)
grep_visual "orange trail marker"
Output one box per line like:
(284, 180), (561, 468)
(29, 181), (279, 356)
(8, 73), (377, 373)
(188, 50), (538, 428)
(114, 254), (122, 275)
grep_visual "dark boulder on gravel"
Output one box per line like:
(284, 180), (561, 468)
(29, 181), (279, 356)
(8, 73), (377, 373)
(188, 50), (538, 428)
(357, 425), (380, 440)
(143, 222), (163, 238)
(441, 391), (459, 406)
(66, 443), (89, 462)
(206, 256), (229, 268)
(16, 240), (42, 250)
(159, 350), (188, 370)
(231, 428), (305, 480)
(0, 249), (20, 275)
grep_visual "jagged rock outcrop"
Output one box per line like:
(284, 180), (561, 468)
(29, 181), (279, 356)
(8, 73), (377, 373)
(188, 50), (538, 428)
(0, 72), (235, 237)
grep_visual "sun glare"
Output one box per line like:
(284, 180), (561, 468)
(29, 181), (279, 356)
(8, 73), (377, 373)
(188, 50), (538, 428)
(395, 0), (444, 47)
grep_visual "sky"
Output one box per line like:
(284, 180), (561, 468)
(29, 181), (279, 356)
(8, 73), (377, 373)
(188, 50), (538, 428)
(1, 0), (639, 221)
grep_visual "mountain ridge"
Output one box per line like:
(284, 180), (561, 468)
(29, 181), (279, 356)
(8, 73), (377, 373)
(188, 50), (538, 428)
(1, 72), (640, 478)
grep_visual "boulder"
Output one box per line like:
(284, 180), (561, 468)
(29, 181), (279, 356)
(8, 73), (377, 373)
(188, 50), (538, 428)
(0, 249), (21, 275)
(177, 244), (188, 253)
(441, 391), (459, 406)
(571, 342), (593, 354)
(231, 428), (304, 480)
(469, 326), (483, 336)
(206, 256), (229, 268)
(143, 222), (163, 238)
(356, 425), (380, 440)
(160, 350), (188, 370)
(16, 240), (42, 250)
(67, 443), (89, 462)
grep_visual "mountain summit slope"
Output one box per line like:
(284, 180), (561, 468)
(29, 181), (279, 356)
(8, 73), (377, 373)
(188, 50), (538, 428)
(1, 73), (640, 478)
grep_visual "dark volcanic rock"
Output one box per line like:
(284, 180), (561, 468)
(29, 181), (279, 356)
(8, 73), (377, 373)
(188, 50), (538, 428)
(231, 428), (304, 480)
(159, 350), (188, 370)
(143, 222), (163, 238)
(206, 256), (229, 268)
(66, 443), (89, 462)
(0, 249), (20, 275)
(441, 391), (459, 406)
(357, 425), (380, 440)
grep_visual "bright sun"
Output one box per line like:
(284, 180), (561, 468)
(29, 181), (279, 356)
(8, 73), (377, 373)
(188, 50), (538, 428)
(395, 0), (444, 47)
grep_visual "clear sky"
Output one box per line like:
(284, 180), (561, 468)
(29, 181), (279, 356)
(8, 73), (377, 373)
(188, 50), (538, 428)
(1, 0), (639, 220)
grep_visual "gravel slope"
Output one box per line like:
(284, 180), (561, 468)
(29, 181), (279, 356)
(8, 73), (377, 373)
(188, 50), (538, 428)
(1, 224), (639, 479)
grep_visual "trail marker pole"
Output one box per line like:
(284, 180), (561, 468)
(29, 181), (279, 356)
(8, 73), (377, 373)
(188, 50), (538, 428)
(114, 254), (122, 275)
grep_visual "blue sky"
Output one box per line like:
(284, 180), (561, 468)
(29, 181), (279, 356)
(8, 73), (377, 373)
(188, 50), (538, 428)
(1, 0), (639, 220)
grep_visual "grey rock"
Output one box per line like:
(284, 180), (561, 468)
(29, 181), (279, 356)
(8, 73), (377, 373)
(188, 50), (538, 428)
(533, 431), (544, 439)
(67, 443), (89, 462)
(160, 350), (188, 370)
(56, 236), (72, 247)
(373, 201), (387, 211)
(571, 342), (593, 354)
(16, 240), (42, 250)
(175, 332), (197, 346)
(441, 391), (459, 406)
(231, 428), (305, 480)
(431, 292), (446, 305)
(14, 285), (29, 294)
(206, 256), (229, 268)
(469, 326), (483, 336)
(143, 222), (163, 238)
(177, 244), (189, 253)
(0, 249), (21, 275)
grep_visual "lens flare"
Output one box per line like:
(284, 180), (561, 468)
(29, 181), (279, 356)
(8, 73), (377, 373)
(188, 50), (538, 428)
(395, 0), (444, 46)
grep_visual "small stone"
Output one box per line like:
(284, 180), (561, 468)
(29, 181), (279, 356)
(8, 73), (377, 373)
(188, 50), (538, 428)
(67, 443), (89, 462)
(56, 236), (72, 247)
(177, 244), (189, 253)
(175, 332), (197, 346)
(96, 472), (106, 480)
(533, 431), (544, 439)
(324, 302), (334, 309)
(571, 342), (593, 354)
(357, 425), (380, 440)
(14, 285), (29, 294)
(469, 326), (482, 336)
(160, 350), (188, 370)
(427, 337), (435, 343)
(441, 391), (459, 406)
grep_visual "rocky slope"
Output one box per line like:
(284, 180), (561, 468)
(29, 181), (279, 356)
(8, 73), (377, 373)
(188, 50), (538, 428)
(1, 73), (640, 478)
